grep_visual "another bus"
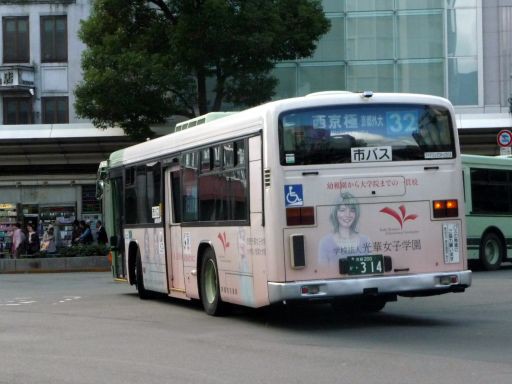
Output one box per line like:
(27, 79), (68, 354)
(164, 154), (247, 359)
(97, 91), (471, 315)
(462, 154), (512, 270)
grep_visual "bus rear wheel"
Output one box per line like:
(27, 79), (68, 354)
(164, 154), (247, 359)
(136, 249), (150, 299)
(200, 248), (225, 316)
(480, 232), (503, 271)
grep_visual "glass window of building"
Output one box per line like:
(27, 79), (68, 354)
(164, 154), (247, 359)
(448, 9), (477, 57)
(3, 97), (32, 124)
(2, 16), (29, 63)
(346, 14), (394, 61)
(322, 0), (344, 12)
(347, 62), (394, 92)
(298, 64), (345, 95)
(448, 57), (478, 105)
(42, 97), (69, 124)
(448, 0), (477, 7)
(397, 0), (444, 10)
(41, 15), (68, 62)
(397, 11), (444, 59)
(447, 5), (478, 105)
(273, 65), (297, 100)
(345, 0), (394, 11)
(271, 0), (480, 106)
(397, 60), (444, 96)
(305, 17), (345, 62)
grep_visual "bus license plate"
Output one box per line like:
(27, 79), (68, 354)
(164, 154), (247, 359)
(346, 255), (384, 275)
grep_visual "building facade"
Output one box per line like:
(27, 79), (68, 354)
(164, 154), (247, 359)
(0, 0), (132, 254)
(273, 0), (512, 154)
(0, 0), (511, 253)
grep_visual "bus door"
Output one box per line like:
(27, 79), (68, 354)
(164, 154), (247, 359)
(110, 175), (126, 279)
(164, 164), (186, 297)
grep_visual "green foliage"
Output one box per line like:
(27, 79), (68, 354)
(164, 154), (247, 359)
(38, 244), (110, 258)
(75, 0), (330, 140)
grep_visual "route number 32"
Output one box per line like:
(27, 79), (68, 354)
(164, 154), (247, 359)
(386, 111), (418, 134)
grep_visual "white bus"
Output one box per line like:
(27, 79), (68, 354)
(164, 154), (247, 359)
(98, 91), (471, 315)
(462, 154), (512, 270)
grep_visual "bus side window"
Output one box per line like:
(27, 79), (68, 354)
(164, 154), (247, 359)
(125, 167), (137, 224)
(182, 151), (199, 222)
(170, 170), (182, 223)
(235, 140), (245, 166)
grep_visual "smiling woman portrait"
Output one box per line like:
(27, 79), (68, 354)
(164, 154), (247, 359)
(318, 192), (372, 265)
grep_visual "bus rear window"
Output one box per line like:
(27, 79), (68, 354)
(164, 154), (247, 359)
(278, 103), (455, 165)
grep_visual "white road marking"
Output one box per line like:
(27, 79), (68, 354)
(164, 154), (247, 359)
(0, 296), (82, 306)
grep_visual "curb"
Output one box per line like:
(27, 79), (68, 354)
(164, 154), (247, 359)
(0, 256), (110, 274)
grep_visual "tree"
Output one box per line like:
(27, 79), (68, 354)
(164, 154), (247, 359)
(75, 0), (330, 140)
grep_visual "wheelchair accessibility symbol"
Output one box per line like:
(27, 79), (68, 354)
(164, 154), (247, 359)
(284, 184), (304, 207)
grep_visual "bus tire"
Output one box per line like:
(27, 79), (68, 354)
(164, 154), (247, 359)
(136, 249), (150, 299)
(200, 248), (225, 316)
(479, 232), (503, 271)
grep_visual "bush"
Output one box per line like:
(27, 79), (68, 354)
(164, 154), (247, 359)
(39, 244), (109, 258)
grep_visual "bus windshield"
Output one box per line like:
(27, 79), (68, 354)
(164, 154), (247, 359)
(279, 103), (455, 165)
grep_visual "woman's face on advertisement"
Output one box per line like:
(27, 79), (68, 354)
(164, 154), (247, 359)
(337, 204), (356, 228)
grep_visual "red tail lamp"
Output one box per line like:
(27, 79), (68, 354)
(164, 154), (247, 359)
(286, 207), (315, 226)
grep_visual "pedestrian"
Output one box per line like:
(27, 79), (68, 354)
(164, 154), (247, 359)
(71, 219), (81, 245)
(76, 220), (93, 244)
(11, 222), (26, 259)
(96, 220), (108, 245)
(40, 225), (57, 253)
(27, 223), (40, 255)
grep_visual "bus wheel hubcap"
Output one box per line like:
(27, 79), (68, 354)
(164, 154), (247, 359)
(205, 260), (217, 304)
(485, 240), (499, 264)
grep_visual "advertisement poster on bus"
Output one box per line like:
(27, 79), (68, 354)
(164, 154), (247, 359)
(285, 184), (462, 280)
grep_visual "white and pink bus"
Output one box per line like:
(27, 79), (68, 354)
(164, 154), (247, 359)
(98, 91), (472, 315)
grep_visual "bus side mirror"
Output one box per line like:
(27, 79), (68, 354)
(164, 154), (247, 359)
(96, 180), (105, 200)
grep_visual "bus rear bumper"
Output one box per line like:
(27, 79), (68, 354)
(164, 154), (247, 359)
(267, 270), (472, 304)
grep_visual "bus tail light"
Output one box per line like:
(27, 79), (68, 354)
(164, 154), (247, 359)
(286, 207), (315, 226)
(433, 199), (458, 218)
(439, 275), (459, 285)
(301, 285), (321, 295)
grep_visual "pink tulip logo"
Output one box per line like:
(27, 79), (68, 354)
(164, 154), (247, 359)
(380, 205), (418, 229)
(218, 232), (230, 252)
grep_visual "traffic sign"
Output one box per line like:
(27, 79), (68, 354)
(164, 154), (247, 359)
(497, 130), (512, 147)
(500, 147), (511, 156)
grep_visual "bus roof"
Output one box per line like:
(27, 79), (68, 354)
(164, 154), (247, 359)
(108, 92), (455, 169)
(174, 112), (238, 132)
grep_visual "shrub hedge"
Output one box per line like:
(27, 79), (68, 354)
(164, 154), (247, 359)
(37, 244), (109, 258)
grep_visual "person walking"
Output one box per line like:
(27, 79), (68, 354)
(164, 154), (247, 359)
(11, 222), (26, 259)
(26, 223), (40, 256)
(96, 220), (108, 245)
(71, 219), (81, 245)
(40, 225), (57, 253)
